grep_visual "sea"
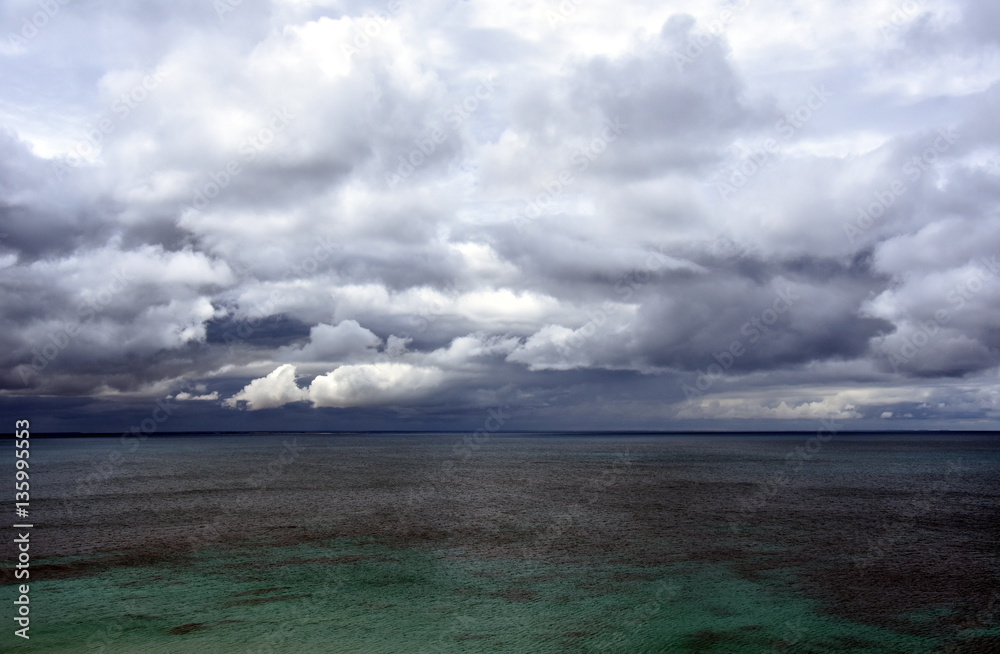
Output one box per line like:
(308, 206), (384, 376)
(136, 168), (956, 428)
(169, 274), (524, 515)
(2, 432), (998, 653)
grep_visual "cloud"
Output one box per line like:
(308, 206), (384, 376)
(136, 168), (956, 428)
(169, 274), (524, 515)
(225, 361), (446, 410)
(281, 320), (383, 362)
(677, 396), (863, 421)
(308, 362), (446, 408)
(172, 391), (220, 401)
(506, 306), (638, 372)
(224, 363), (309, 410)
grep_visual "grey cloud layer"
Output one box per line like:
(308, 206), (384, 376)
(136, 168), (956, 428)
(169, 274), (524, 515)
(1, 0), (998, 429)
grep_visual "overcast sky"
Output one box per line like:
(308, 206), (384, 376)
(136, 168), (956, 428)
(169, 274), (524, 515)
(1, 0), (999, 433)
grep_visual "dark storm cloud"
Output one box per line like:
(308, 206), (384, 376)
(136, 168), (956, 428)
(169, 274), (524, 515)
(1, 0), (999, 430)
(0, 130), (115, 258)
(204, 313), (312, 348)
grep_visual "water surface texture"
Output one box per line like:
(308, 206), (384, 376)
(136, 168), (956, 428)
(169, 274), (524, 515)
(4, 433), (999, 653)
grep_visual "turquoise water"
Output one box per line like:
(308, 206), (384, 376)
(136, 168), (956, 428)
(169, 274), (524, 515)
(19, 539), (958, 653)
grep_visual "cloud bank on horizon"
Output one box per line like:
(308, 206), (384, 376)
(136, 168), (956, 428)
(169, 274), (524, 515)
(1, 0), (999, 431)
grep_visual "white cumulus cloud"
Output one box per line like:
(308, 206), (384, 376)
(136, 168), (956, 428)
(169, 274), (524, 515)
(224, 363), (309, 410)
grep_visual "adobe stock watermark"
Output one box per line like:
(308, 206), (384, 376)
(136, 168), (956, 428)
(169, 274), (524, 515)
(445, 406), (512, 467)
(545, 0), (586, 27)
(727, 418), (841, 535)
(554, 245), (675, 358)
(254, 577), (347, 654)
(183, 107), (293, 214)
(511, 116), (627, 232)
(188, 438), (305, 550)
(216, 293), (287, 352)
(386, 281), (462, 356)
(716, 84), (832, 200)
(400, 404), (513, 513)
(671, 0), (752, 71)
(219, 242), (339, 351)
(17, 268), (131, 385)
(942, 591), (1000, 652)
(680, 282), (800, 399)
(214, 0), (245, 22)
(872, 255), (998, 372)
(64, 397), (180, 514)
(50, 68), (167, 181)
(385, 75), (498, 187)
(523, 450), (633, 557)
(340, 0), (402, 61)
(613, 245), (675, 301)
(854, 458), (968, 571)
(630, 580), (680, 623)
(844, 127), (957, 243)
(4, 0), (72, 53)
(878, 0), (923, 39)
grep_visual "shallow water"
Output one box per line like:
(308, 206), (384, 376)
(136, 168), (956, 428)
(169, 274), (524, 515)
(4, 433), (999, 652)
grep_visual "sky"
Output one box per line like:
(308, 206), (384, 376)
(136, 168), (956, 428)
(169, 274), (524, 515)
(1, 0), (999, 433)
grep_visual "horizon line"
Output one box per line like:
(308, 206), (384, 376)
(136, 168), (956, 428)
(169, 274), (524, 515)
(4, 429), (1000, 437)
